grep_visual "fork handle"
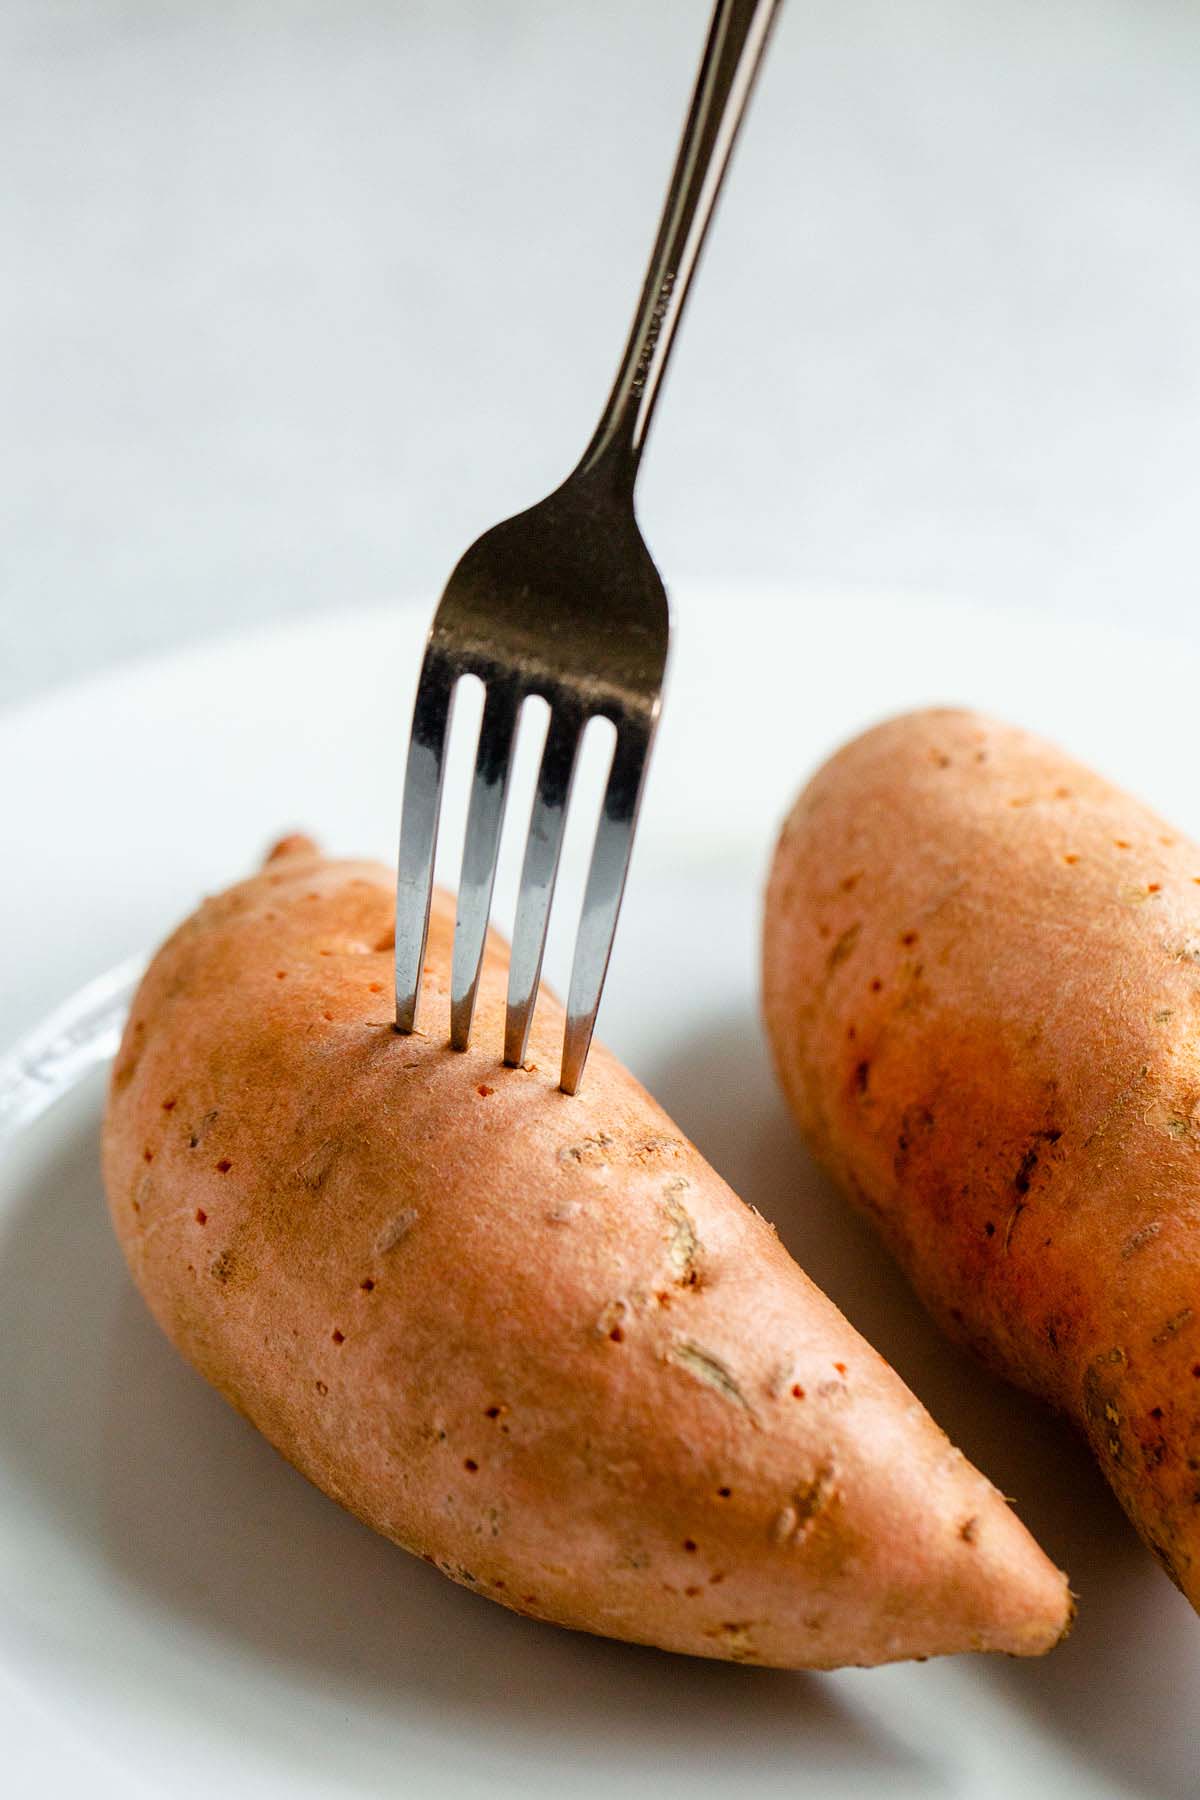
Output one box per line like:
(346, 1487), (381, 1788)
(577, 0), (781, 492)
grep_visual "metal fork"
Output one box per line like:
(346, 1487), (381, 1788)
(394, 0), (781, 1094)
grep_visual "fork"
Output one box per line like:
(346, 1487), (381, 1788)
(394, 0), (781, 1094)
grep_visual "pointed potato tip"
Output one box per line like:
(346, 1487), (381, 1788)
(958, 1519), (1074, 1660)
(264, 832), (320, 865)
(1003, 1572), (1075, 1657)
(850, 1460), (1074, 1665)
(1055, 1589), (1079, 1647)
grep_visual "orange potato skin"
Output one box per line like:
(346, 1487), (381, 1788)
(764, 707), (1200, 1606)
(102, 836), (1070, 1669)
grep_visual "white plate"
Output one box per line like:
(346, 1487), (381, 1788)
(3, 586), (1198, 1799)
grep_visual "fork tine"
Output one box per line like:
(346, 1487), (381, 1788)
(560, 718), (654, 1095)
(394, 648), (456, 1034)
(503, 703), (584, 1069)
(450, 678), (521, 1051)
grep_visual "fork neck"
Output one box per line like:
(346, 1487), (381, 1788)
(573, 0), (780, 501)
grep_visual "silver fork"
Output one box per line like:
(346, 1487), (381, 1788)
(394, 0), (781, 1094)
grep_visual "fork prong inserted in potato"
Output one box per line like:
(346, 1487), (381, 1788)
(450, 681), (521, 1050)
(561, 722), (653, 1096)
(394, 649), (455, 1034)
(504, 704), (584, 1070)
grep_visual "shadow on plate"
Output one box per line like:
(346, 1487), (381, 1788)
(642, 1005), (1199, 1800)
(0, 1078), (928, 1793)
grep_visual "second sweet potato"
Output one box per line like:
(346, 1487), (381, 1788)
(764, 707), (1200, 1608)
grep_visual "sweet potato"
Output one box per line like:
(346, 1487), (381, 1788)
(764, 706), (1200, 1607)
(103, 835), (1069, 1668)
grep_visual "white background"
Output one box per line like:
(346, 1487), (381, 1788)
(4, 0), (1200, 708)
